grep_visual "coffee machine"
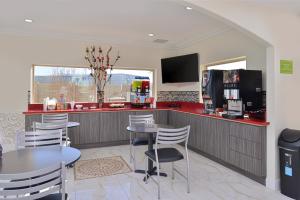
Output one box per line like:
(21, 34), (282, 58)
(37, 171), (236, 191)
(223, 69), (262, 112)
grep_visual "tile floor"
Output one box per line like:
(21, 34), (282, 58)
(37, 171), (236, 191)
(67, 145), (291, 200)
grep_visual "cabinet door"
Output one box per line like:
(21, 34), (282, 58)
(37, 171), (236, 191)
(99, 112), (120, 142)
(78, 112), (100, 145)
(25, 115), (41, 131)
(169, 111), (188, 128)
(199, 117), (215, 155)
(187, 114), (199, 149)
(196, 117), (230, 161)
(154, 110), (168, 125)
(68, 113), (81, 146)
(228, 123), (266, 177)
(168, 111), (176, 126)
(214, 119), (230, 161)
(119, 111), (136, 141)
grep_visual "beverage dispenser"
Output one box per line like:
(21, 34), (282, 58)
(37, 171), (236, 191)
(223, 69), (262, 112)
(130, 76), (151, 107)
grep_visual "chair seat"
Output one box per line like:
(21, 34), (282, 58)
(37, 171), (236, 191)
(38, 193), (68, 200)
(145, 148), (184, 163)
(132, 137), (154, 146)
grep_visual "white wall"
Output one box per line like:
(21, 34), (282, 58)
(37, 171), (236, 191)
(0, 34), (167, 113)
(0, 29), (267, 112)
(185, 0), (300, 190)
(157, 29), (267, 93)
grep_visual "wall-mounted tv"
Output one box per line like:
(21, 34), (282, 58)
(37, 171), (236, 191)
(161, 53), (199, 83)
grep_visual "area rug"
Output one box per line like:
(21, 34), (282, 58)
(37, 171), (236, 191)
(74, 156), (132, 180)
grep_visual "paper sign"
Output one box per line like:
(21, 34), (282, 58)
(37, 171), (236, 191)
(280, 60), (293, 74)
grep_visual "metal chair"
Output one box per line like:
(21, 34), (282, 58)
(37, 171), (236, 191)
(144, 126), (191, 200)
(24, 130), (63, 148)
(42, 114), (70, 146)
(16, 129), (63, 149)
(33, 122), (70, 147)
(129, 114), (154, 170)
(0, 162), (66, 199)
(42, 113), (68, 124)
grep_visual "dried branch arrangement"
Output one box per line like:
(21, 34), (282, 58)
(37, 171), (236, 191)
(85, 46), (120, 91)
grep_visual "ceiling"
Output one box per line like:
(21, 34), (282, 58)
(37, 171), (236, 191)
(0, 0), (232, 49)
(241, 0), (300, 14)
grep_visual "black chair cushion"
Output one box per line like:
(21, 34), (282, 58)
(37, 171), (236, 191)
(38, 193), (68, 200)
(132, 137), (155, 146)
(145, 148), (184, 163)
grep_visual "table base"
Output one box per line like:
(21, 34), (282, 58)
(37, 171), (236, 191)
(134, 167), (167, 181)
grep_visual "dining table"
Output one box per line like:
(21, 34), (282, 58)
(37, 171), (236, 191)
(127, 123), (174, 180)
(0, 146), (81, 175)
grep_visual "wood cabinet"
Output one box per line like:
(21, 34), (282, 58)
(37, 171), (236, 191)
(24, 109), (266, 183)
(168, 110), (265, 181)
(228, 123), (266, 177)
(99, 112), (120, 142)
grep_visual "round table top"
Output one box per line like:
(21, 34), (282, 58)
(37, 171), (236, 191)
(30, 121), (80, 129)
(127, 123), (173, 133)
(67, 121), (80, 128)
(0, 146), (81, 175)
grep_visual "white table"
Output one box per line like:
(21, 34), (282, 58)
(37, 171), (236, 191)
(30, 121), (80, 129)
(0, 146), (81, 175)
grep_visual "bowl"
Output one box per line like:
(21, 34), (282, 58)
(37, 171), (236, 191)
(47, 105), (56, 110)
(76, 104), (83, 110)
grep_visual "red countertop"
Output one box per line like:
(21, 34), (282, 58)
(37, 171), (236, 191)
(23, 102), (269, 127)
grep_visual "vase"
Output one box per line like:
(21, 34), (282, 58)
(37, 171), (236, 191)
(97, 90), (104, 108)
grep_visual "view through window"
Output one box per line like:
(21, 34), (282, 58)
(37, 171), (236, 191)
(207, 60), (246, 70)
(32, 66), (153, 103)
(104, 69), (153, 102)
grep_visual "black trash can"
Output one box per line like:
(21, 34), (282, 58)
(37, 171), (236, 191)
(278, 128), (300, 199)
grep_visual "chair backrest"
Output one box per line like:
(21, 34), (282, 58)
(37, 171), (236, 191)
(129, 114), (154, 126)
(156, 126), (190, 145)
(24, 130), (62, 148)
(42, 113), (68, 124)
(33, 122), (67, 140)
(0, 162), (66, 200)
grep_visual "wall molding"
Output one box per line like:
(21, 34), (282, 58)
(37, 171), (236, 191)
(266, 177), (280, 191)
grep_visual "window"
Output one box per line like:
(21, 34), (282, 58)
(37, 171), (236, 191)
(104, 69), (154, 102)
(206, 57), (246, 70)
(32, 66), (96, 103)
(32, 65), (153, 103)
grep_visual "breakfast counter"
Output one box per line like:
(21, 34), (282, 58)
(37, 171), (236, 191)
(23, 105), (269, 127)
(24, 102), (268, 184)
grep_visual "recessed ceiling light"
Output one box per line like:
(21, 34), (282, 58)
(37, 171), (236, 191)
(148, 33), (155, 37)
(186, 6), (192, 10)
(24, 19), (33, 23)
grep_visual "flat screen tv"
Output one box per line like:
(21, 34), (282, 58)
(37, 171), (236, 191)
(161, 53), (199, 83)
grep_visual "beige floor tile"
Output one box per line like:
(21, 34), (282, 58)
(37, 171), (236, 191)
(66, 145), (291, 200)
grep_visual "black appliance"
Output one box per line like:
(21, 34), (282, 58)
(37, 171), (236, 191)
(278, 129), (300, 199)
(223, 70), (262, 111)
(161, 53), (199, 83)
(202, 70), (224, 113)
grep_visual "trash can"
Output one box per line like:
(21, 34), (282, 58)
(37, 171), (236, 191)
(278, 128), (300, 199)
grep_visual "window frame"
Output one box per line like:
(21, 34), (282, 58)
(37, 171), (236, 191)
(199, 56), (246, 103)
(202, 56), (247, 71)
(31, 64), (156, 103)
